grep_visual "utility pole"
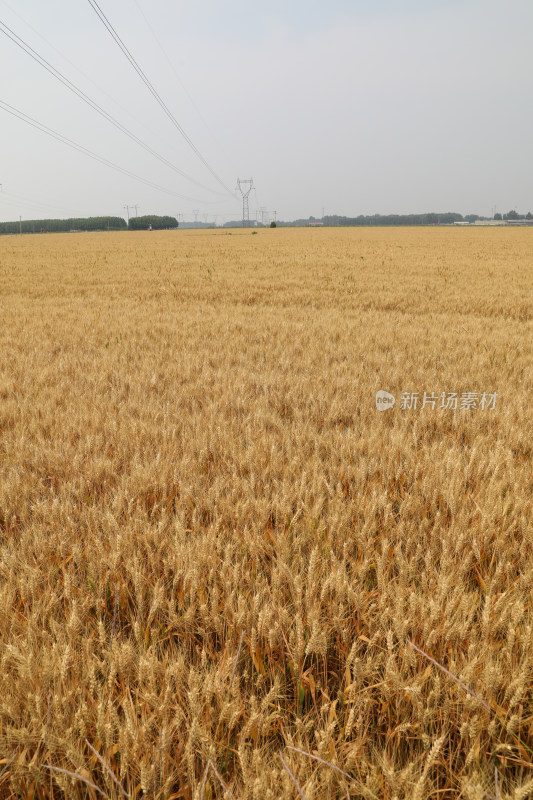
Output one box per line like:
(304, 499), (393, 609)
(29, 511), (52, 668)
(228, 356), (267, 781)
(193, 209), (199, 223)
(273, 210), (277, 223)
(236, 178), (254, 227)
(124, 205), (130, 223)
(259, 206), (267, 225)
(133, 205), (139, 218)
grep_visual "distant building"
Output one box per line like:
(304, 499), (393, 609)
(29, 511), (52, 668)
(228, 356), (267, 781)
(472, 220), (525, 226)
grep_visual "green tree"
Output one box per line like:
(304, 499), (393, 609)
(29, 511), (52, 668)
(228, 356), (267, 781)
(128, 215), (178, 230)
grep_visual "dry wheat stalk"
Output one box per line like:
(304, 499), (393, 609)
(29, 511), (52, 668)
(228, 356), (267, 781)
(85, 739), (127, 796)
(406, 638), (493, 714)
(45, 765), (109, 797)
(285, 746), (380, 800)
(279, 752), (307, 800)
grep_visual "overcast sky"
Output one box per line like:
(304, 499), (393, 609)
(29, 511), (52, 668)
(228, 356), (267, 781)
(0, 0), (532, 224)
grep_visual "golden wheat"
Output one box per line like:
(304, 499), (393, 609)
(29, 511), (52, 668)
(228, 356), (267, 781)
(0, 226), (532, 798)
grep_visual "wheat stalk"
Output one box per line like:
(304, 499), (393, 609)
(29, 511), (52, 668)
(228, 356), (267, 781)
(85, 739), (127, 796)
(279, 752), (307, 800)
(45, 765), (109, 798)
(285, 746), (379, 799)
(406, 638), (493, 714)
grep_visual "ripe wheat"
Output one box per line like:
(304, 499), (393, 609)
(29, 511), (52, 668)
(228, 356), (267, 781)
(0, 226), (532, 798)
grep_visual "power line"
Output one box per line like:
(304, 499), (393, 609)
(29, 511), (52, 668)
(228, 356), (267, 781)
(0, 17), (222, 195)
(0, 98), (213, 202)
(86, 0), (235, 197)
(0, 0), (166, 144)
(0, 188), (80, 215)
(131, 0), (236, 171)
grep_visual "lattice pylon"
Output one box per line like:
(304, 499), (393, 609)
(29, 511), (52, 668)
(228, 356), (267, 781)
(236, 178), (254, 227)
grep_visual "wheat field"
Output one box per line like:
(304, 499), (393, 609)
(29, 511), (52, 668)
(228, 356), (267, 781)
(0, 226), (532, 799)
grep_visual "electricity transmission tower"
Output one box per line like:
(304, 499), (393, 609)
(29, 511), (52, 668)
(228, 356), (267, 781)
(124, 205), (139, 222)
(236, 178), (254, 227)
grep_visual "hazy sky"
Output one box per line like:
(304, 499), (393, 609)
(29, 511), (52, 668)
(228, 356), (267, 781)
(0, 0), (532, 223)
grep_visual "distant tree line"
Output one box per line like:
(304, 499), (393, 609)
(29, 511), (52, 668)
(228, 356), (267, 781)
(283, 213), (468, 227)
(494, 210), (533, 221)
(3, 211), (531, 235)
(223, 212), (491, 228)
(0, 214), (179, 234)
(279, 211), (533, 226)
(0, 216), (127, 234)
(181, 221), (217, 229)
(128, 215), (178, 230)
